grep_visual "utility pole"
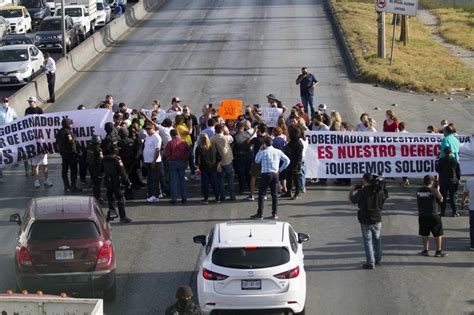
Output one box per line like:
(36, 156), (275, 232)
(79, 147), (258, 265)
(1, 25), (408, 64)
(377, 12), (386, 58)
(61, 0), (66, 57)
(390, 14), (397, 65)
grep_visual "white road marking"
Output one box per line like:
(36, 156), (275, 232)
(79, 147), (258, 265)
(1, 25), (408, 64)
(160, 70), (171, 83)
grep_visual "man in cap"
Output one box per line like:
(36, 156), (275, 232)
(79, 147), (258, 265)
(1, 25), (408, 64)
(167, 97), (183, 113)
(43, 52), (56, 103)
(165, 285), (202, 315)
(0, 96), (17, 183)
(55, 118), (82, 193)
(25, 96), (43, 115)
(296, 67), (319, 116)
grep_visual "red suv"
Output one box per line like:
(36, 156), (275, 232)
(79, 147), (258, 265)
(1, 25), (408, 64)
(10, 196), (118, 301)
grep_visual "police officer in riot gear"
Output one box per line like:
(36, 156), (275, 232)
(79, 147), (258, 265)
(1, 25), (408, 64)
(55, 118), (82, 193)
(102, 144), (132, 223)
(86, 135), (104, 203)
(165, 285), (202, 315)
(117, 128), (136, 199)
(102, 122), (119, 154)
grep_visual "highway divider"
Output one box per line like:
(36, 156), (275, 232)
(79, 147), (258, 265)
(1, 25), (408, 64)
(8, 0), (167, 115)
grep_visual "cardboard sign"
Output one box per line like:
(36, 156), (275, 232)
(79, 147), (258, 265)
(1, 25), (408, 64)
(218, 100), (243, 120)
(261, 107), (283, 127)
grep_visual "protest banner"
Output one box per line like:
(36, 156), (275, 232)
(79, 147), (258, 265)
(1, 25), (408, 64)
(304, 131), (474, 178)
(218, 100), (243, 120)
(0, 109), (113, 168)
(261, 107), (283, 127)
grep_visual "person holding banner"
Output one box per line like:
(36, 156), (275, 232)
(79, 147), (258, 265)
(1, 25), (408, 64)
(296, 67), (319, 116)
(348, 173), (385, 269)
(436, 147), (461, 217)
(440, 125), (460, 161)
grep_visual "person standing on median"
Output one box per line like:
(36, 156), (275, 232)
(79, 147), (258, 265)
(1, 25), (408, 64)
(43, 52), (56, 103)
(295, 67), (319, 116)
(416, 175), (447, 257)
(250, 136), (290, 220)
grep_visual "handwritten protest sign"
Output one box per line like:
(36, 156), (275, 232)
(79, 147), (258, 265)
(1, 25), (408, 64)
(261, 107), (283, 127)
(218, 100), (243, 120)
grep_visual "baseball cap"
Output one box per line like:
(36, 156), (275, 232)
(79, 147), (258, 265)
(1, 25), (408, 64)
(295, 103), (304, 109)
(318, 103), (327, 110)
(266, 94), (276, 99)
(27, 96), (37, 102)
(172, 97), (181, 103)
(2, 96), (8, 102)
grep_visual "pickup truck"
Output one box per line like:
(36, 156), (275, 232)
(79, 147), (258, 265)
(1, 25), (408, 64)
(34, 15), (80, 51)
(55, 0), (96, 40)
(0, 292), (104, 315)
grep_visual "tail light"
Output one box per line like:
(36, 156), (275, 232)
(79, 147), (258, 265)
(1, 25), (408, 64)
(203, 268), (228, 281)
(17, 246), (32, 268)
(96, 241), (113, 267)
(274, 266), (300, 279)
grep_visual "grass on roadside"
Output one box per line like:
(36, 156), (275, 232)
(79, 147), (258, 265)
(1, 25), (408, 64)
(332, 1), (474, 92)
(420, 0), (474, 50)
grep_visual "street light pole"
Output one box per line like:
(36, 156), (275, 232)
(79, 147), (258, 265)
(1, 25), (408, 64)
(61, 0), (66, 57)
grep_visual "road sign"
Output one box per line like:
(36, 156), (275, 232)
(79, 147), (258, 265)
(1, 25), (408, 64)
(375, 0), (418, 16)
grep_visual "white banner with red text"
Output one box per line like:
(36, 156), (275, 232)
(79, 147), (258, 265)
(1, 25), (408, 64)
(304, 131), (474, 178)
(0, 109), (113, 168)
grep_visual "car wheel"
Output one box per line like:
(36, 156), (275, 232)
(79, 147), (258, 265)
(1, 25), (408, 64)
(90, 22), (95, 35)
(103, 279), (116, 301)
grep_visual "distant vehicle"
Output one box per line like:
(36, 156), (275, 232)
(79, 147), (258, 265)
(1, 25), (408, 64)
(95, 0), (110, 28)
(0, 6), (32, 34)
(1, 34), (34, 46)
(45, 0), (55, 14)
(19, 0), (50, 28)
(10, 196), (118, 300)
(54, 0), (97, 40)
(0, 15), (10, 38)
(193, 221), (309, 314)
(0, 44), (43, 85)
(35, 15), (80, 51)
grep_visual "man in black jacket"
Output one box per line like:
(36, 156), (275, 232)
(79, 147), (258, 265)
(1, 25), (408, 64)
(55, 118), (81, 193)
(349, 173), (386, 269)
(165, 285), (202, 315)
(436, 146), (461, 217)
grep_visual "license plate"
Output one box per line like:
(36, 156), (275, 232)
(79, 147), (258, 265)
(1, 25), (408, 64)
(47, 44), (53, 48)
(241, 279), (261, 290)
(55, 250), (74, 260)
(1, 78), (10, 83)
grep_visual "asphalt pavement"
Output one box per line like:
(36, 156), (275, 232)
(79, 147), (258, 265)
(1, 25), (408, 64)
(0, 0), (473, 314)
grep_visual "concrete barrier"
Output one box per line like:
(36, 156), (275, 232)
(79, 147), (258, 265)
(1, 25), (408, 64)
(8, 0), (167, 115)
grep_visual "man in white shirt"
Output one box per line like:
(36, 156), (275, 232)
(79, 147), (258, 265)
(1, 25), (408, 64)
(143, 124), (163, 203)
(43, 52), (56, 103)
(0, 97), (17, 183)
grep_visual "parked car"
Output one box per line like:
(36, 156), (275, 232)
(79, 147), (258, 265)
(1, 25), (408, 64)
(193, 221), (309, 314)
(0, 16), (10, 38)
(10, 196), (118, 300)
(54, 2), (97, 40)
(19, 0), (50, 28)
(0, 6), (32, 34)
(35, 15), (80, 52)
(1, 34), (34, 46)
(95, 0), (110, 28)
(0, 44), (43, 85)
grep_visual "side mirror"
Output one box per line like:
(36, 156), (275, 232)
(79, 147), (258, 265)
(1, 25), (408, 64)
(25, 14), (30, 18)
(193, 235), (206, 246)
(10, 213), (22, 226)
(106, 209), (118, 222)
(297, 233), (310, 244)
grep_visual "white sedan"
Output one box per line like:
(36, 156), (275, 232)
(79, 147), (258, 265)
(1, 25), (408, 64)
(0, 44), (44, 86)
(193, 221), (309, 314)
(95, 0), (111, 28)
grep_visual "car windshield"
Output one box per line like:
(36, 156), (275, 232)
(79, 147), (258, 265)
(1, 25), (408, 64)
(2, 38), (32, 46)
(56, 8), (82, 17)
(212, 247), (290, 269)
(39, 19), (60, 31)
(96, 2), (104, 10)
(0, 10), (22, 18)
(28, 221), (100, 240)
(0, 49), (29, 62)
(20, 0), (41, 8)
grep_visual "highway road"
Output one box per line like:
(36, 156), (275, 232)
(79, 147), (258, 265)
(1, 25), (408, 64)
(0, 0), (473, 314)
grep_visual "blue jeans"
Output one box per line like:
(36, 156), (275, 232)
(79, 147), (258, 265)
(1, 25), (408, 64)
(299, 161), (306, 191)
(217, 163), (235, 199)
(301, 95), (315, 116)
(470, 211), (474, 248)
(169, 160), (187, 201)
(201, 170), (218, 200)
(360, 223), (382, 266)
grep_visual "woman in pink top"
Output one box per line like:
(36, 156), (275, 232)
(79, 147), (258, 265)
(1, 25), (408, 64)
(383, 110), (399, 132)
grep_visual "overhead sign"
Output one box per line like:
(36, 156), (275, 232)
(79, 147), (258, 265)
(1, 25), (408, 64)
(375, 0), (418, 16)
(304, 131), (474, 178)
(218, 100), (243, 120)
